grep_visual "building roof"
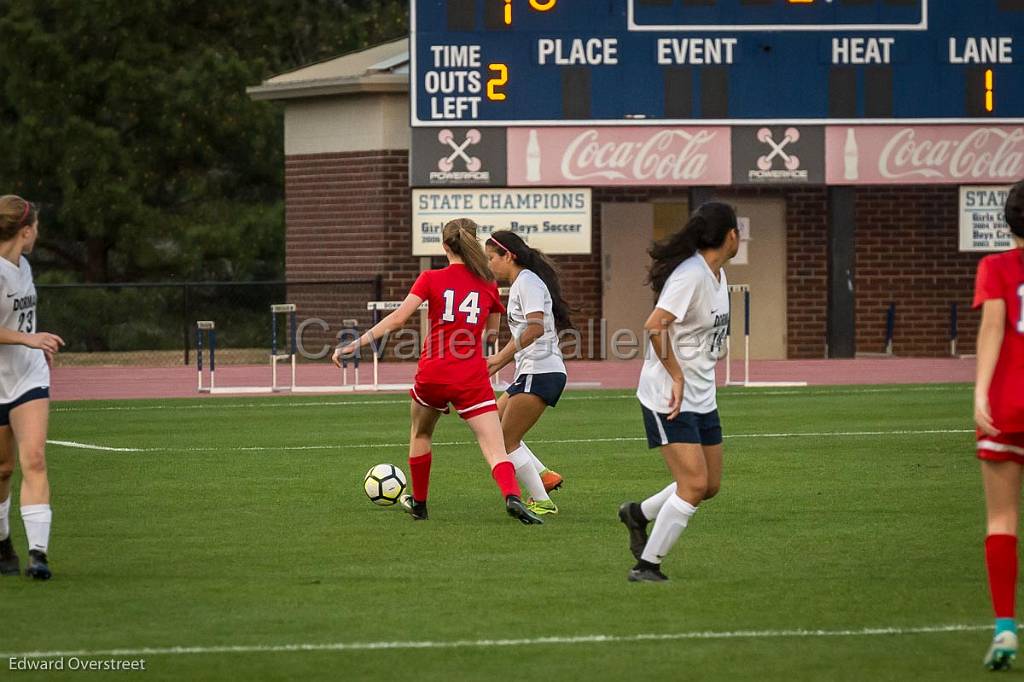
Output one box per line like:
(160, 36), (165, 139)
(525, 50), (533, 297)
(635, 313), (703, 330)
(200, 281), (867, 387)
(247, 37), (409, 101)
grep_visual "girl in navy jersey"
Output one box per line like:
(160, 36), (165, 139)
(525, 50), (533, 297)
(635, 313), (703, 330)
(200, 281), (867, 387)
(974, 180), (1024, 670)
(0, 196), (64, 580)
(334, 219), (542, 525)
(485, 231), (572, 515)
(618, 202), (739, 582)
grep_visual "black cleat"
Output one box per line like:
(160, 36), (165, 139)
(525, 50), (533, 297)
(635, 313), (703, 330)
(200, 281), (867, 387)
(0, 536), (20, 576)
(618, 501), (649, 561)
(399, 494), (428, 520)
(628, 560), (668, 583)
(506, 495), (544, 525)
(24, 550), (51, 580)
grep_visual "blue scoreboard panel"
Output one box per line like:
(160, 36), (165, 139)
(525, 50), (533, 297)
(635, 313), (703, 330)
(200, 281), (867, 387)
(410, 0), (1024, 125)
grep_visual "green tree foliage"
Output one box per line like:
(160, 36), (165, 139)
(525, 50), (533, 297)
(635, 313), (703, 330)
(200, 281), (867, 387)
(0, 0), (408, 282)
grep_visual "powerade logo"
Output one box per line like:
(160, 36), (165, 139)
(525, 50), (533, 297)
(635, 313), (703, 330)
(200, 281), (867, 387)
(430, 128), (490, 182)
(412, 127), (507, 187)
(731, 126), (825, 186)
(749, 128), (808, 181)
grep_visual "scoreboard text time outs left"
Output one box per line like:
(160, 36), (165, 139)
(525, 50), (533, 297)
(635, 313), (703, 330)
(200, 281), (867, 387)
(410, 0), (1024, 125)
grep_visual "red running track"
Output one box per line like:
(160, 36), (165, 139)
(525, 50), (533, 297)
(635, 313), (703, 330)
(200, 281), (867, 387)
(50, 357), (975, 402)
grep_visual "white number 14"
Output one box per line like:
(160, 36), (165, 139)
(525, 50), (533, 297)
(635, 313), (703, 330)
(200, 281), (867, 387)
(441, 289), (481, 324)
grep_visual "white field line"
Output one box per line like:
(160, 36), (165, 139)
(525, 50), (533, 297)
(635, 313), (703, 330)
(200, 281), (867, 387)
(45, 440), (145, 453)
(50, 385), (968, 413)
(46, 428), (973, 454)
(0, 623), (990, 660)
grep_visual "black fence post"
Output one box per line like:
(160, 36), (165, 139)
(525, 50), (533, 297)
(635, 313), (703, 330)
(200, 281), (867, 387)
(183, 284), (191, 366)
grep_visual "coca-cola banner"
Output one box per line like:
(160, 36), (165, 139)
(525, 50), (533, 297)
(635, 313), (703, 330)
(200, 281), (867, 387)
(825, 126), (1024, 185)
(506, 127), (731, 187)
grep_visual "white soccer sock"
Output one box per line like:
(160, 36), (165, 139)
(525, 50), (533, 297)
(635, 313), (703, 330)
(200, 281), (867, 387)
(520, 441), (547, 475)
(640, 482), (677, 521)
(21, 504), (51, 554)
(0, 496), (10, 541)
(509, 445), (550, 501)
(640, 494), (697, 564)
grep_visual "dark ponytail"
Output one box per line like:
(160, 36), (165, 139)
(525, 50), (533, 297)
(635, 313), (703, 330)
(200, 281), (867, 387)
(646, 202), (738, 293)
(488, 230), (573, 331)
(1007, 180), (1024, 238)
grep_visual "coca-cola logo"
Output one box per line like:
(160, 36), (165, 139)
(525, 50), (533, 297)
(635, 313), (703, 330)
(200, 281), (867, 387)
(559, 129), (719, 182)
(878, 128), (1024, 180)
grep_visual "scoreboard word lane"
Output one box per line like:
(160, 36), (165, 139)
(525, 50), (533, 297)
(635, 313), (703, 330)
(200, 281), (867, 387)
(411, 0), (1024, 125)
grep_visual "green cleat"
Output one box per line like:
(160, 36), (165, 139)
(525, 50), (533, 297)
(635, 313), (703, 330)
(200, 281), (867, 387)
(526, 498), (558, 515)
(984, 631), (1018, 671)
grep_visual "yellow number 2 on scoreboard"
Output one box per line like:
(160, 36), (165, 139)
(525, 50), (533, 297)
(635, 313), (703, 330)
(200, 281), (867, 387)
(488, 64), (509, 101)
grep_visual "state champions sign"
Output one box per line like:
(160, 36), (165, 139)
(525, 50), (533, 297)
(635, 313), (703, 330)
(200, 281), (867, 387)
(412, 188), (592, 256)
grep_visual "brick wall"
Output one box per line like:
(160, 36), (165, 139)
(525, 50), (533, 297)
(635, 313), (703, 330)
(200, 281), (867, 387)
(855, 186), (982, 357)
(785, 189), (830, 359)
(284, 150), (984, 360)
(285, 150), (419, 358)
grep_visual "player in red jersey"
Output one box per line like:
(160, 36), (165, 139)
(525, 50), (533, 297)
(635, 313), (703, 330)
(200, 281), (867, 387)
(333, 219), (542, 525)
(975, 179), (1024, 670)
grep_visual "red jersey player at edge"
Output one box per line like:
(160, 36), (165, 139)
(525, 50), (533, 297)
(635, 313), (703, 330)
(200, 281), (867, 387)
(333, 219), (543, 525)
(975, 179), (1024, 671)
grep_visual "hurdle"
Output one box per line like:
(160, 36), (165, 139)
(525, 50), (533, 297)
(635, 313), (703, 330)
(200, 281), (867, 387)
(291, 316), (373, 393)
(196, 321), (216, 392)
(724, 284), (807, 388)
(365, 301), (423, 391)
(271, 304), (297, 392)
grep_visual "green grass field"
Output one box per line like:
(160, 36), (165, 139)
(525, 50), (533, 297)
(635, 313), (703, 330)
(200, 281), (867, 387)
(0, 383), (1000, 681)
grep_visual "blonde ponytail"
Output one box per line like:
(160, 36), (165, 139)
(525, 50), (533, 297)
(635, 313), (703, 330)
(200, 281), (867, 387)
(442, 218), (493, 282)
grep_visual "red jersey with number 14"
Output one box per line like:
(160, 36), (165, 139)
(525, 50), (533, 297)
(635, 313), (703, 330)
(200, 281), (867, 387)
(973, 248), (1024, 432)
(410, 264), (505, 385)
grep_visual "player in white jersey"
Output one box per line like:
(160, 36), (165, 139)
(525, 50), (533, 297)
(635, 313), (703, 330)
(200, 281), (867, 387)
(485, 231), (573, 515)
(618, 202), (739, 582)
(0, 196), (64, 580)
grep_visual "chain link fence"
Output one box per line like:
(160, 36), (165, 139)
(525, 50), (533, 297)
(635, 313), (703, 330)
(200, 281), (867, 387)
(37, 278), (383, 367)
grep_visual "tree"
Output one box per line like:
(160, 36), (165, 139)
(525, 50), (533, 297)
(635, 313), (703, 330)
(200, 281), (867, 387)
(0, 0), (408, 283)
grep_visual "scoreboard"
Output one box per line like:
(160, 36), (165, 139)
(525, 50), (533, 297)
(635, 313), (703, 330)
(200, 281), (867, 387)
(410, 0), (1024, 125)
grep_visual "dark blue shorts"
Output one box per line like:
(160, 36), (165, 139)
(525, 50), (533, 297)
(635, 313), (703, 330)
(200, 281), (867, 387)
(641, 405), (723, 449)
(506, 372), (567, 407)
(0, 387), (50, 427)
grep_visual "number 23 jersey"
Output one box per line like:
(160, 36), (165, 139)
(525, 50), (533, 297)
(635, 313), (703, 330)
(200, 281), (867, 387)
(0, 256), (49, 403)
(974, 248), (1024, 432)
(410, 263), (505, 386)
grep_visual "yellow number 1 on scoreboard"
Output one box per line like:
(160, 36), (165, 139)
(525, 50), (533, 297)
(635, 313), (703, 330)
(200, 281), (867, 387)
(504, 0), (558, 26)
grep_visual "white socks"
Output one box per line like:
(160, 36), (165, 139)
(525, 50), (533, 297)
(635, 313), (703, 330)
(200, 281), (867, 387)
(21, 504), (51, 554)
(641, 494), (697, 564)
(509, 445), (550, 501)
(641, 482), (677, 521)
(0, 496), (9, 541)
(520, 442), (547, 475)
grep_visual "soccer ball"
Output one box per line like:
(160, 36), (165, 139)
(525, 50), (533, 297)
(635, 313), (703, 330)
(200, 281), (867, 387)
(363, 463), (407, 506)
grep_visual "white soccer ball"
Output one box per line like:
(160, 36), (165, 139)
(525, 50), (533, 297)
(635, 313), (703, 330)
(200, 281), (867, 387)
(363, 463), (407, 506)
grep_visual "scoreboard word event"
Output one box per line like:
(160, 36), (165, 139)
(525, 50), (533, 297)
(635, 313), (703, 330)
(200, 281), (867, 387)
(410, 0), (1024, 125)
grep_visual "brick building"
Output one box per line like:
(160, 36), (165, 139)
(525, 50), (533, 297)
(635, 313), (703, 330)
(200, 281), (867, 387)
(249, 38), (1015, 360)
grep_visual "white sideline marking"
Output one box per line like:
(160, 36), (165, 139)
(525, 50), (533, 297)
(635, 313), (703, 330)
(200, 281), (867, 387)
(0, 623), (990, 660)
(45, 440), (144, 453)
(50, 384), (967, 413)
(45, 428), (974, 455)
